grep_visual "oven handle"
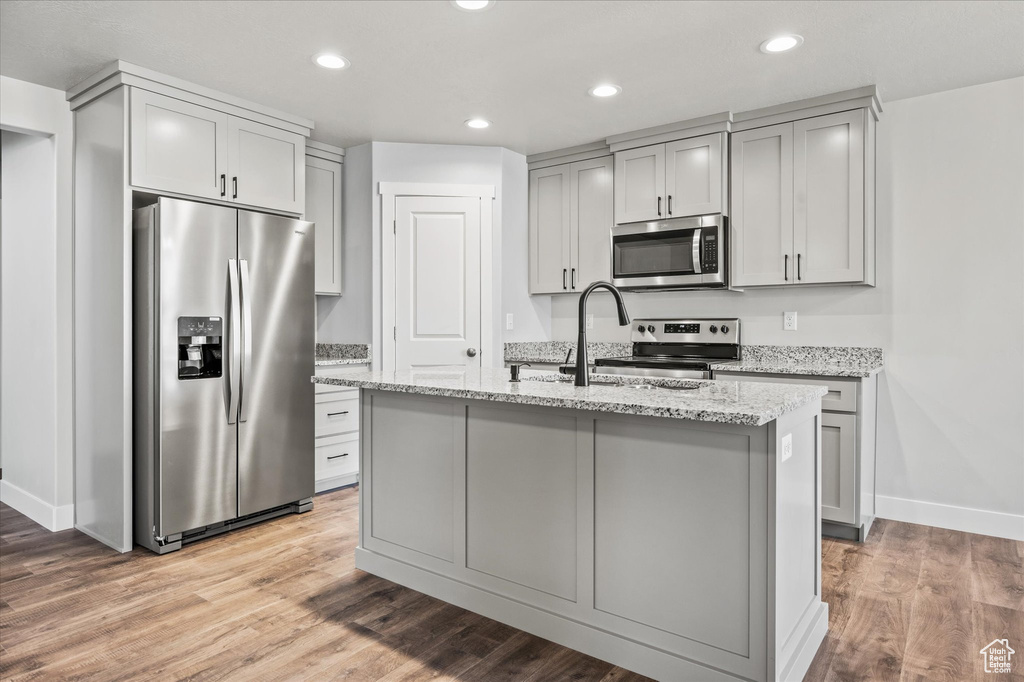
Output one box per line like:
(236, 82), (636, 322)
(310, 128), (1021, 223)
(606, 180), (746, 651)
(691, 228), (702, 275)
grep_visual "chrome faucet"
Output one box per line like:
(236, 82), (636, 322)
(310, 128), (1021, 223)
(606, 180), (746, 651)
(574, 281), (630, 387)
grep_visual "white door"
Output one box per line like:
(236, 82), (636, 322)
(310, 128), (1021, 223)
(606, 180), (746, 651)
(395, 196), (482, 369)
(228, 117), (305, 214)
(130, 89), (228, 200)
(730, 122), (794, 287)
(570, 156), (613, 290)
(614, 144), (665, 224)
(528, 165), (571, 294)
(665, 133), (723, 218)
(793, 110), (865, 284)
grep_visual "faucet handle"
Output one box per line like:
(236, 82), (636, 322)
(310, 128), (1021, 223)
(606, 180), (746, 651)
(564, 348), (575, 364)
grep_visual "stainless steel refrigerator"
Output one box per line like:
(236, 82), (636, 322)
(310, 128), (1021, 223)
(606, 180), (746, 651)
(133, 197), (315, 554)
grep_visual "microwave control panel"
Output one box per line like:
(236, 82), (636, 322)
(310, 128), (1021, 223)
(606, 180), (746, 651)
(702, 233), (719, 273)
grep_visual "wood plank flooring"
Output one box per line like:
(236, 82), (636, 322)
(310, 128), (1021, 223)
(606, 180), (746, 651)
(1, 488), (1021, 681)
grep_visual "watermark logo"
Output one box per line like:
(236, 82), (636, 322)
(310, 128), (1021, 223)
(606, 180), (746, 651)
(980, 638), (1015, 674)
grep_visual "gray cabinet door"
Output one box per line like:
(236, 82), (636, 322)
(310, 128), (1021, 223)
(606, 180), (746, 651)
(305, 155), (344, 295)
(664, 133), (723, 218)
(228, 117), (305, 215)
(130, 89), (228, 201)
(570, 156), (613, 290)
(529, 165), (571, 293)
(793, 109), (866, 284)
(236, 210), (315, 516)
(730, 122), (794, 286)
(821, 412), (858, 525)
(613, 144), (664, 224)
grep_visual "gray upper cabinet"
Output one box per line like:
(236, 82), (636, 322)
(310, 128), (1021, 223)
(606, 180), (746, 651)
(228, 117), (305, 215)
(613, 133), (724, 224)
(130, 89), (305, 215)
(731, 108), (874, 287)
(130, 89), (229, 201)
(305, 150), (344, 296)
(529, 156), (612, 294)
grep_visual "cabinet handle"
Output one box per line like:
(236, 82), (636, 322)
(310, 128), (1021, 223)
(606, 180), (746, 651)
(327, 453), (349, 460)
(784, 254), (789, 282)
(571, 268), (576, 289)
(232, 176), (238, 199)
(797, 254), (802, 281)
(667, 195), (673, 216)
(657, 196), (662, 217)
(327, 410), (349, 417)
(563, 268), (567, 290)
(220, 174), (226, 197)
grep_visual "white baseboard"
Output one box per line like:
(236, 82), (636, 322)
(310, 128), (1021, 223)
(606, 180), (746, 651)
(0, 479), (74, 532)
(876, 494), (1024, 541)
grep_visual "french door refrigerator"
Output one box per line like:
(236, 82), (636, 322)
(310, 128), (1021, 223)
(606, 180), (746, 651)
(133, 197), (315, 553)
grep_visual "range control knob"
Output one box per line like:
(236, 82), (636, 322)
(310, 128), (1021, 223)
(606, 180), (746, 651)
(709, 325), (718, 333)
(720, 324), (729, 334)
(637, 324), (646, 333)
(647, 324), (656, 333)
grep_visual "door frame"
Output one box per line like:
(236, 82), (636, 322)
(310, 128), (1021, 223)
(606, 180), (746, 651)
(379, 182), (495, 372)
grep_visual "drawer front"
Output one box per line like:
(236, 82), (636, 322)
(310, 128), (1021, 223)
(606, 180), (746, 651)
(316, 433), (359, 479)
(315, 384), (357, 399)
(714, 372), (858, 413)
(315, 397), (359, 436)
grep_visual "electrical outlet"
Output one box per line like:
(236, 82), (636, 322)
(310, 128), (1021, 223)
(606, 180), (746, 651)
(506, 313), (513, 331)
(781, 433), (793, 462)
(586, 314), (594, 330)
(783, 311), (798, 331)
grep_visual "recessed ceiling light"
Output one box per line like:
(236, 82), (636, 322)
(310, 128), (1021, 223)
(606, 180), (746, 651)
(451, 0), (494, 11)
(588, 84), (622, 98)
(759, 35), (803, 54)
(313, 53), (349, 69)
(465, 118), (491, 129)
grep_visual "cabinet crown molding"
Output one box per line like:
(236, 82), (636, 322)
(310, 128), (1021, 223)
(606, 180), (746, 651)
(526, 141), (611, 171)
(606, 111), (732, 153)
(306, 139), (346, 164)
(66, 60), (314, 137)
(731, 85), (882, 132)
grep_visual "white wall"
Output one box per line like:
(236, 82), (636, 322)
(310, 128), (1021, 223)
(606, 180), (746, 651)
(542, 77), (1024, 539)
(0, 76), (74, 531)
(501, 148), (551, 341)
(318, 141), (531, 368)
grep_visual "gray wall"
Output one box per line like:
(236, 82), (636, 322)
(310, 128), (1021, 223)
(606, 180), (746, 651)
(545, 77), (1024, 530)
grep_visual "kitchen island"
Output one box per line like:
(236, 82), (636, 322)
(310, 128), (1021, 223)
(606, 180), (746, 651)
(312, 368), (829, 682)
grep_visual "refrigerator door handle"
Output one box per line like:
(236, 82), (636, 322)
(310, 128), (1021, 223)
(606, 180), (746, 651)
(239, 259), (254, 423)
(227, 259), (241, 424)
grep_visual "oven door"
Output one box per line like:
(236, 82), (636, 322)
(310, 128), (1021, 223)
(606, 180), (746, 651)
(612, 215), (723, 289)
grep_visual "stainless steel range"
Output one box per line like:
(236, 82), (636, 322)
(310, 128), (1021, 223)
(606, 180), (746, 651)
(594, 318), (740, 379)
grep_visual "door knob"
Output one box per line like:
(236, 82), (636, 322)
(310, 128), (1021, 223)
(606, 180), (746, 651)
(467, 348), (477, 357)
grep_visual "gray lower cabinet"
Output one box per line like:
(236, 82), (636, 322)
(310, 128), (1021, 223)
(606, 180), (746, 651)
(357, 389), (828, 681)
(716, 370), (877, 540)
(313, 369), (361, 491)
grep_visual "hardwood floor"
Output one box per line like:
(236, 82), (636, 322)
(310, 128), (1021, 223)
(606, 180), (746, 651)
(1, 488), (1021, 681)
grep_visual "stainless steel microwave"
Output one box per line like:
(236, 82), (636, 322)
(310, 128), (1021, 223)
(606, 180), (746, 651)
(611, 214), (728, 290)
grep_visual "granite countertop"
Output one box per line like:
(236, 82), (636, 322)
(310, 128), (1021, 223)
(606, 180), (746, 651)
(315, 343), (371, 367)
(504, 342), (883, 378)
(710, 345), (884, 378)
(310, 367), (827, 427)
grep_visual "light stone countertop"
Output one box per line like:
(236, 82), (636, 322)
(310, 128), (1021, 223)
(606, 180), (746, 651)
(311, 367), (827, 427)
(315, 343), (371, 367)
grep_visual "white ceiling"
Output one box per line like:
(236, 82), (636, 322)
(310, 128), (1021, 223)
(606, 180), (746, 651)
(1, 0), (1022, 155)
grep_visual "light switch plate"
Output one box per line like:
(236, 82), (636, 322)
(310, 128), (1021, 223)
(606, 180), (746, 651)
(506, 313), (513, 331)
(586, 314), (594, 330)
(783, 311), (798, 331)
(781, 433), (793, 462)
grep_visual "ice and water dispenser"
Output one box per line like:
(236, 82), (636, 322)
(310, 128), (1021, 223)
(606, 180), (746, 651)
(177, 316), (223, 379)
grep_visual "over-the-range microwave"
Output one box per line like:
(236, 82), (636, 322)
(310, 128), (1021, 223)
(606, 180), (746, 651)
(611, 214), (728, 291)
